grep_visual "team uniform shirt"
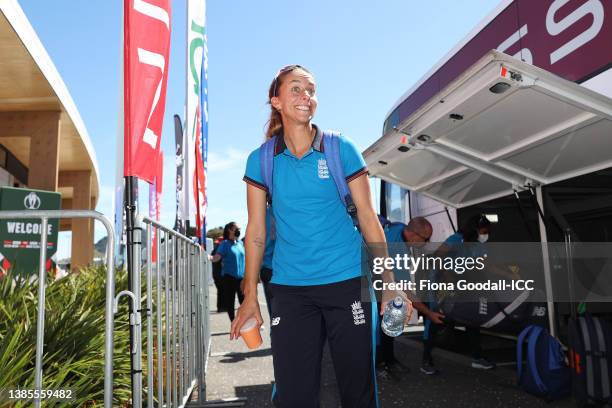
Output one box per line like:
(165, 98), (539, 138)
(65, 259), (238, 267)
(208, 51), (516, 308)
(243, 125), (368, 286)
(217, 239), (245, 279)
(383, 222), (405, 244)
(383, 222), (414, 280)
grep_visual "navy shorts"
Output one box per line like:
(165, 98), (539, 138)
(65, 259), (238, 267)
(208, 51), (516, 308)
(268, 277), (378, 408)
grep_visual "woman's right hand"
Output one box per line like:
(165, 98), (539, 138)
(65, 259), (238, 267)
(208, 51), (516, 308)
(230, 295), (263, 340)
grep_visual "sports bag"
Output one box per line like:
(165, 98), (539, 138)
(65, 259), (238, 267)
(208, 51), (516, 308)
(439, 288), (548, 333)
(568, 313), (612, 406)
(517, 325), (571, 400)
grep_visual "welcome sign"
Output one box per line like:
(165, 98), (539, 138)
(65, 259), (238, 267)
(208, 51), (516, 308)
(0, 187), (60, 276)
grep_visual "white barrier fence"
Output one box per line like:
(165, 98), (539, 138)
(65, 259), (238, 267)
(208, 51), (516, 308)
(0, 210), (211, 407)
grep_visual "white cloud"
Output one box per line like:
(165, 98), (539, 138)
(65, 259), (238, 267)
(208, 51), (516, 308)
(207, 148), (249, 173)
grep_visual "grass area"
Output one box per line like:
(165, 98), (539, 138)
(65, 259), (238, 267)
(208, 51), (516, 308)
(0, 267), (132, 407)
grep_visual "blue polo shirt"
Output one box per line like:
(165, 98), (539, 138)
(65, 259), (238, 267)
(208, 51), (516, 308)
(384, 222), (412, 279)
(217, 239), (245, 279)
(243, 126), (368, 286)
(383, 222), (406, 244)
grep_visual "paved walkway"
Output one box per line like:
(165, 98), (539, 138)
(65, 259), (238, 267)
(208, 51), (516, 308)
(196, 285), (574, 407)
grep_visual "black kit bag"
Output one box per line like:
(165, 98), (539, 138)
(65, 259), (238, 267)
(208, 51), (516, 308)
(439, 289), (547, 333)
(568, 313), (612, 406)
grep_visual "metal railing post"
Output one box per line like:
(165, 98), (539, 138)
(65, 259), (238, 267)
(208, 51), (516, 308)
(197, 247), (206, 403)
(145, 222), (154, 407)
(171, 236), (178, 407)
(33, 217), (48, 408)
(164, 233), (172, 407)
(156, 228), (163, 407)
(178, 239), (184, 400)
(132, 217), (143, 408)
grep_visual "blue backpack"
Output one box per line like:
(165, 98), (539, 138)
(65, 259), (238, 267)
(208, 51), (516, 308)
(260, 130), (358, 223)
(517, 325), (571, 400)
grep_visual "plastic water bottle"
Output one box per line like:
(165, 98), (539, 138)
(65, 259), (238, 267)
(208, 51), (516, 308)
(381, 296), (406, 337)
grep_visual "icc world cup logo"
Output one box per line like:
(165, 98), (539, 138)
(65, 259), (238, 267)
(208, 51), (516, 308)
(24, 192), (41, 210)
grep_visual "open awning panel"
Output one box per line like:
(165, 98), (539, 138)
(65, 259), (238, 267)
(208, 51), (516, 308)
(365, 50), (612, 208)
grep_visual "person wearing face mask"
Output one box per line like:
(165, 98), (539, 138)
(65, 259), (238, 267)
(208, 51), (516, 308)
(421, 214), (496, 375)
(211, 222), (245, 322)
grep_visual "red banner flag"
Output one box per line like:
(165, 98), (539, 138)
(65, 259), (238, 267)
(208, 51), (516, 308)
(124, 0), (171, 183)
(193, 104), (206, 241)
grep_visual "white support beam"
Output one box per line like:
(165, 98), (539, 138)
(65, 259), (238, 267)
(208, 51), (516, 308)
(410, 138), (532, 189)
(535, 186), (557, 337)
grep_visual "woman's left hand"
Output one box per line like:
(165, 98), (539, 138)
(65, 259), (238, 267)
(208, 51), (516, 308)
(380, 289), (414, 324)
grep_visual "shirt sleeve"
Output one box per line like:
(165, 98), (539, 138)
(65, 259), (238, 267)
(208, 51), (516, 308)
(339, 135), (368, 182)
(243, 148), (267, 191)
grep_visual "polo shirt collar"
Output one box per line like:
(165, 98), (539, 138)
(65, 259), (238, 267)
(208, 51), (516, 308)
(273, 124), (323, 156)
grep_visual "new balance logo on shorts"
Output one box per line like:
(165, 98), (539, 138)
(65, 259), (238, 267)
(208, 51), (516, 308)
(272, 317), (281, 326)
(351, 301), (365, 326)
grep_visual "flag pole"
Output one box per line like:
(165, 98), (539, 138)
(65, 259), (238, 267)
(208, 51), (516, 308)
(124, 175), (142, 407)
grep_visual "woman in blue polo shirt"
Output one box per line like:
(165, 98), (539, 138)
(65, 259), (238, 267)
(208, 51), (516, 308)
(212, 222), (245, 322)
(230, 65), (399, 408)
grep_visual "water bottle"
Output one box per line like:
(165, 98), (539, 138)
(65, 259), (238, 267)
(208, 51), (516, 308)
(381, 296), (406, 337)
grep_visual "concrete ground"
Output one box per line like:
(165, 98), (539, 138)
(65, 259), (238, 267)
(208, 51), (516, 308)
(191, 285), (574, 408)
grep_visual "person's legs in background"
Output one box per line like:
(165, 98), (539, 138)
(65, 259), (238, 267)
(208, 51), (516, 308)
(236, 278), (245, 304)
(376, 303), (410, 381)
(212, 261), (225, 312)
(223, 275), (238, 321)
(421, 315), (440, 375)
(467, 326), (495, 370)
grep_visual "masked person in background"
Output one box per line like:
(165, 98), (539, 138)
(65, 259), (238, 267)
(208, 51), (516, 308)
(211, 222), (245, 322)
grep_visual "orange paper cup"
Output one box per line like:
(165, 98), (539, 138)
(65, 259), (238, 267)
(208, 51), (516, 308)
(240, 317), (262, 349)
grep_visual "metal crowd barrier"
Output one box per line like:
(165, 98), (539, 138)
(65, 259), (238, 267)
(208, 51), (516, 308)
(0, 210), (115, 408)
(0, 210), (211, 408)
(131, 214), (211, 407)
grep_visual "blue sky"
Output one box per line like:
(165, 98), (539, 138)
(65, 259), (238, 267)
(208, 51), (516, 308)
(17, 0), (499, 256)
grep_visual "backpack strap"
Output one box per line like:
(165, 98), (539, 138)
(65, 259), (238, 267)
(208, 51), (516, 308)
(378, 216), (393, 229)
(322, 131), (358, 225)
(527, 326), (548, 394)
(587, 314), (610, 399)
(579, 316), (596, 398)
(260, 136), (276, 203)
(517, 325), (535, 383)
(260, 137), (277, 245)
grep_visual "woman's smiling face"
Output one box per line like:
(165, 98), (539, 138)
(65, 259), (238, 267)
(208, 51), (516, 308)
(271, 69), (317, 125)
